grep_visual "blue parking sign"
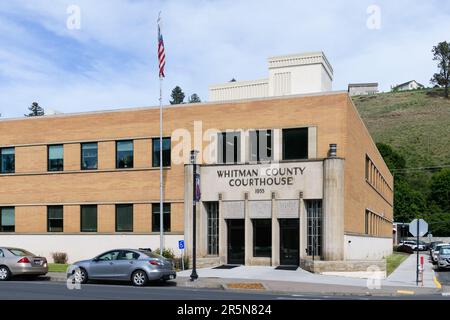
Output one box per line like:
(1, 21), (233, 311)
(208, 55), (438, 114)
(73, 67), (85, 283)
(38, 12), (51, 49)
(178, 240), (185, 250)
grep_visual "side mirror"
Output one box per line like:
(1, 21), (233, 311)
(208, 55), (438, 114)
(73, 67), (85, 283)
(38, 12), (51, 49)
(92, 257), (99, 262)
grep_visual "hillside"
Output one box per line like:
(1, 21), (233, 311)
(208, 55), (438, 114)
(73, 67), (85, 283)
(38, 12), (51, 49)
(353, 89), (450, 192)
(353, 89), (450, 167)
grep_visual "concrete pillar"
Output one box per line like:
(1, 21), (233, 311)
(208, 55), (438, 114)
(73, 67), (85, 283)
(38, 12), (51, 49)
(299, 198), (307, 259)
(273, 129), (282, 162)
(218, 194), (227, 265)
(322, 157), (345, 261)
(244, 193), (252, 265)
(198, 202), (208, 257)
(271, 194), (280, 266)
(308, 127), (317, 159)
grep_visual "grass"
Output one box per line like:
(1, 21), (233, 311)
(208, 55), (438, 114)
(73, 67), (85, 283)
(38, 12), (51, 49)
(353, 88), (450, 193)
(386, 252), (409, 275)
(48, 263), (69, 273)
(353, 88), (450, 168)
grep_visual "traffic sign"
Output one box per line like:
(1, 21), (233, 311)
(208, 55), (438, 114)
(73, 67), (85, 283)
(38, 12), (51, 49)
(409, 219), (428, 237)
(178, 240), (185, 250)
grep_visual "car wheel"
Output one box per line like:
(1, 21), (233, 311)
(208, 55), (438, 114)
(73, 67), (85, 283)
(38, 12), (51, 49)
(131, 270), (148, 287)
(73, 268), (89, 284)
(0, 266), (11, 281)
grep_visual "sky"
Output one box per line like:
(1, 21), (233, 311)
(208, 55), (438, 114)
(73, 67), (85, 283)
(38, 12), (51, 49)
(0, 0), (449, 118)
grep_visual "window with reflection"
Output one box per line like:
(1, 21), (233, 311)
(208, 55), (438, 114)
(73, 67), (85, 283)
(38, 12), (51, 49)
(0, 207), (15, 232)
(152, 138), (171, 167)
(116, 204), (133, 232)
(48, 145), (64, 171)
(116, 140), (133, 168)
(81, 143), (98, 170)
(48, 206), (63, 232)
(249, 130), (273, 162)
(0, 148), (15, 174)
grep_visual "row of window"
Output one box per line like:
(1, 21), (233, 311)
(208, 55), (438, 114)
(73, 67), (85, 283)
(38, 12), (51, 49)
(0, 128), (310, 173)
(0, 138), (171, 174)
(364, 209), (390, 236)
(365, 155), (392, 201)
(0, 204), (171, 233)
(218, 128), (309, 164)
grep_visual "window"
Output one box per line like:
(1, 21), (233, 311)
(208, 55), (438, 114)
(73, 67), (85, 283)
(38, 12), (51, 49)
(218, 132), (241, 164)
(0, 249), (4, 257)
(306, 200), (322, 256)
(81, 143), (98, 170)
(116, 204), (133, 232)
(96, 250), (120, 261)
(282, 128), (308, 160)
(206, 202), (219, 255)
(48, 206), (63, 232)
(0, 207), (15, 232)
(116, 140), (133, 168)
(48, 145), (64, 171)
(152, 203), (171, 232)
(0, 148), (15, 173)
(81, 205), (97, 232)
(253, 219), (272, 257)
(152, 138), (171, 167)
(249, 130), (273, 162)
(118, 250), (139, 260)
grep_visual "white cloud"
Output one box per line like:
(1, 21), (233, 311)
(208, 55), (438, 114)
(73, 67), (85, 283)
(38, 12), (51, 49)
(0, 0), (449, 118)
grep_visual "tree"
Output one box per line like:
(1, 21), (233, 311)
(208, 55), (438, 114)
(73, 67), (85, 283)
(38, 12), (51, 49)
(393, 179), (427, 222)
(170, 86), (185, 105)
(376, 142), (406, 180)
(188, 93), (201, 103)
(25, 102), (45, 117)
(431, 41), (450, 98)
(428, 168), (450, 213)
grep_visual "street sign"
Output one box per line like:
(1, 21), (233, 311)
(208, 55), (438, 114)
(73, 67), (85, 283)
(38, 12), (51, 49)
(178, 240), (185, 250)
(409, 219), (428, 237)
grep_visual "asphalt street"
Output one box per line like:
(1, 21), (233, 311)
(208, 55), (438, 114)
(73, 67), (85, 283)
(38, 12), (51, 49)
(0, 280), (448, 300)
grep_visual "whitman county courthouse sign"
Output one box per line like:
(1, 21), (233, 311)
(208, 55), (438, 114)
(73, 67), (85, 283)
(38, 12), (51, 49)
(200, 161), (323, 201)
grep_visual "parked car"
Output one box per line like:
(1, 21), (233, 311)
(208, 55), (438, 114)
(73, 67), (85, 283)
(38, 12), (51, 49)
(399, 241), (426, 251)
(430, 241), (444, 256)
(0, 247), (48, 281)
(67, 249), (176, 286)
(431, 243), (449, 264)
(437, 246), (450, 271)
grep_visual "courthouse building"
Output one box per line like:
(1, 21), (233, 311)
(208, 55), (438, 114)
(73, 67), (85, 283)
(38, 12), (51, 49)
(0, 52), (393, 270)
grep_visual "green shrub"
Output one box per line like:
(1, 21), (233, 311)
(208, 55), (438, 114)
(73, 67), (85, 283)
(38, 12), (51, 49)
(154, 248), (176, 259)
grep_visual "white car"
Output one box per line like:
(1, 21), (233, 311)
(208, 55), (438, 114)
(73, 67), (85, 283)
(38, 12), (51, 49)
(400, 241), (426, 251)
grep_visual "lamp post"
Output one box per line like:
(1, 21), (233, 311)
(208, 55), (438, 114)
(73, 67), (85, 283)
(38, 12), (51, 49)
(190, 150), (199, 281)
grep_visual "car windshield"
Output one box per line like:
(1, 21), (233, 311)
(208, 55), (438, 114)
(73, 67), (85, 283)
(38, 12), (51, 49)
(139, 250), (164, 259)
(8, 248), (34, 256)
(440, 247), (450, 255)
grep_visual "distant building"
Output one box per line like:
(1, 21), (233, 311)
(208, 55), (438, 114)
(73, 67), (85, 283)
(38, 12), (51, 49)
(348, 83), (378, 96)
(209, 52), (333, 102)
(391, 80), (424, 92)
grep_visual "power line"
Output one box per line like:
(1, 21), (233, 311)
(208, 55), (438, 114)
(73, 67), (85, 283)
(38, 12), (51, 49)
(391, 164), (450, 172)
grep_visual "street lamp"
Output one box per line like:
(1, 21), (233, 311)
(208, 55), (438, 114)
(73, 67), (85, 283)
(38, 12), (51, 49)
(190, 150), (199, 281)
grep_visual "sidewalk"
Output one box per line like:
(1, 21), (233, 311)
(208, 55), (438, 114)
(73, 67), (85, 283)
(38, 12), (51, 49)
(386, 252), (437, 288)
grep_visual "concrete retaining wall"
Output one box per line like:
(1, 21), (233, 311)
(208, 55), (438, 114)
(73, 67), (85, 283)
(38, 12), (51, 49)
(0, 234), (183, 263)
(344, 235), (392, 260)
(301, 259), (386, 273)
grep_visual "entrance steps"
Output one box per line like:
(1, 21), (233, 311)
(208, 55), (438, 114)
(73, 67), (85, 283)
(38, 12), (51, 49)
(196, 257), (221, 268)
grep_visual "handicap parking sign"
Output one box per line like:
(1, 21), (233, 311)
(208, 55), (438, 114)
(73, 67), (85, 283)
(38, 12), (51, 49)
(178, 240), (185, 250)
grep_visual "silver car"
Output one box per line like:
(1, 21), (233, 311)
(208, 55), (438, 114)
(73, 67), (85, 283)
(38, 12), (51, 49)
(437, 246), (450, 270)
(67, 249), (176, 286)
(0, 247), (48, 281)
(432, 243), (449, 264)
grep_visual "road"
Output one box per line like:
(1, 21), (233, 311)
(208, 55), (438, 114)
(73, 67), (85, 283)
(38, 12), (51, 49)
(0, 279), (447, 300)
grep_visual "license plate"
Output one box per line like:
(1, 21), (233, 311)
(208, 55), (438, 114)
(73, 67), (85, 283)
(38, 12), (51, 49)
(34, 260), (42, 265)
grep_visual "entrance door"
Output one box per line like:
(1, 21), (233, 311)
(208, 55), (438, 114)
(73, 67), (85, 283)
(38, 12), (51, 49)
(227, 219), (245, 265)
(279, 219), (300, 266)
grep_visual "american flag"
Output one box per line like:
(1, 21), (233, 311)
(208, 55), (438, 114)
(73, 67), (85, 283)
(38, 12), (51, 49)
(157, 15), (166, 78)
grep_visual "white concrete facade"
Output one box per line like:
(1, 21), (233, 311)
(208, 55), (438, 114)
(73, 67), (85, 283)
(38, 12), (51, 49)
(209, 52), (333, 102)
(0, 234), (183, 263)
(344, 234), (392, 260)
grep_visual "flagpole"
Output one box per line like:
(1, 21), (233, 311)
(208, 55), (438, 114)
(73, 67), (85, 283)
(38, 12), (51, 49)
(158, 12), (164, 254)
